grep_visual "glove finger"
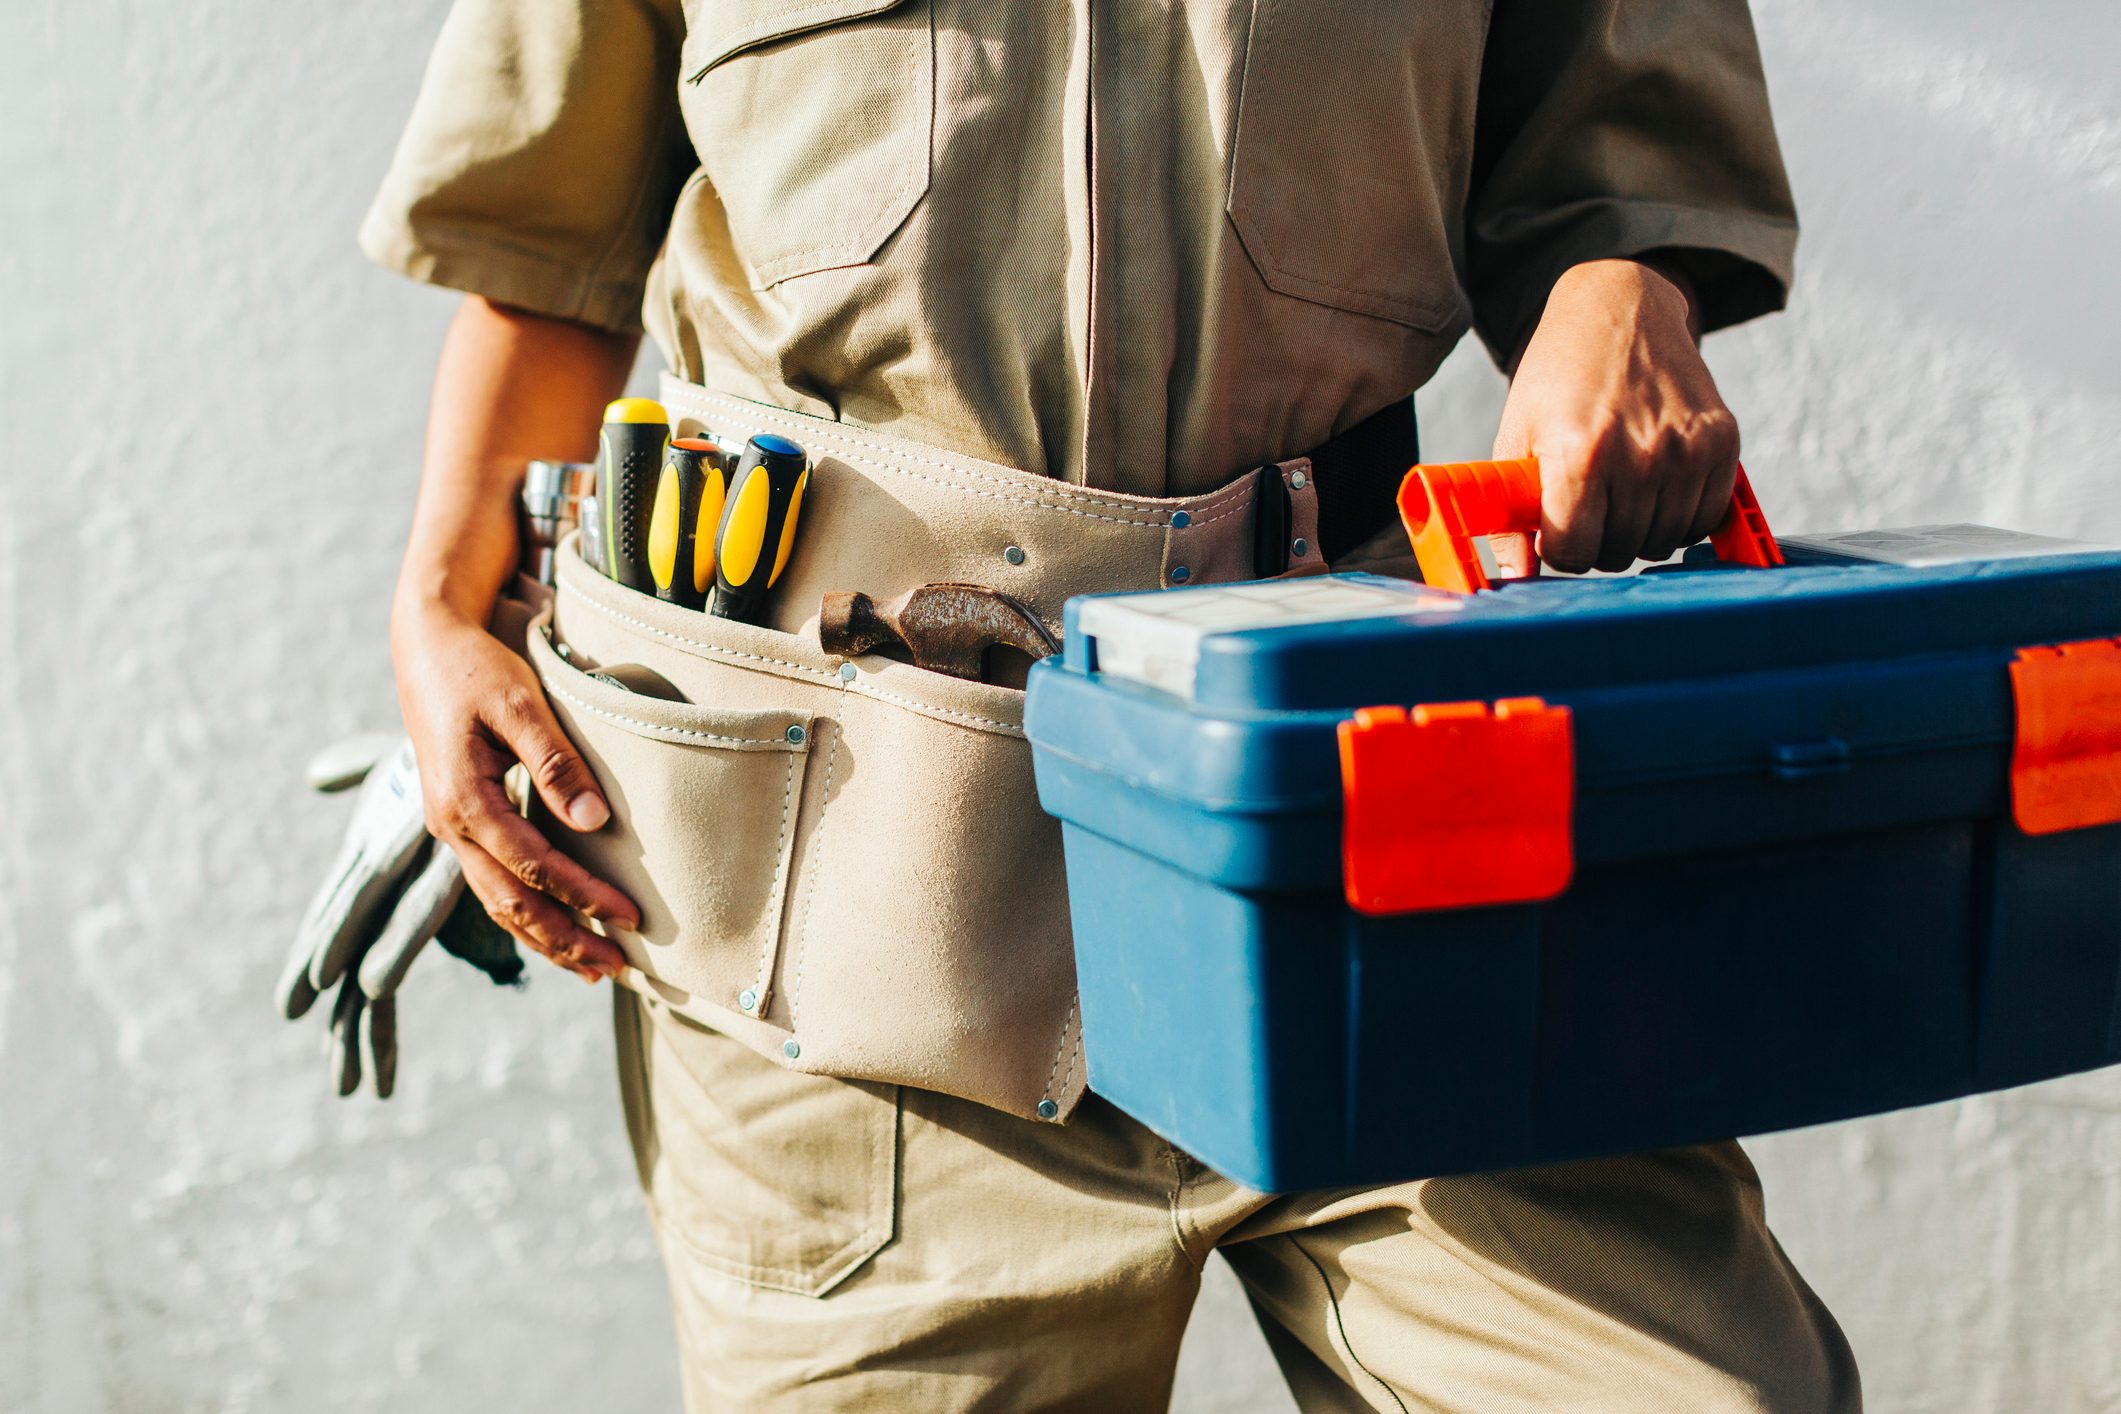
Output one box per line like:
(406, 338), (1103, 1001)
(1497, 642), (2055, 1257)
(285, 832), (374, 1000)
(304, 865), (403, 995)
(307, 779), (432, 991)
(277, 944), (322, 1020)
(298, 745), (435, 992)
(328, 980), (365, 1098)
(359, 843), (465, 1000)
(363, 994), (398, 1099)
(305, 732), (405, 795)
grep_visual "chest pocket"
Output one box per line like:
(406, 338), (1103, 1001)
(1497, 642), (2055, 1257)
(1227, 0), (1479, 332)
(682, 0), (934, 288)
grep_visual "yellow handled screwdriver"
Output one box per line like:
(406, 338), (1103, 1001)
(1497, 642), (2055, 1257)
(709, 434), (810, 624)
(647, 438), (727, 610)
(597, 397), (670, 592)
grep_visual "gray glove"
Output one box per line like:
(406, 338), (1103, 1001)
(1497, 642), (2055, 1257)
(280, 733), (522, 1097)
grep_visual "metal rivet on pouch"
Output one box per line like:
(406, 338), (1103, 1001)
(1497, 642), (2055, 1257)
(1004, 545), (1027, 566)
(738, 989), (758, 1012)
(1292, 537), (1310, 558)
(838, 662), (857, 682)
(1289, 470), (1308, 490)
(1036, 1099), (1060, 1120)
(783, 1039), (802, 1060)
(1170, 510), (1191, 529)
(785, 724), (807, 745)
(1170, 566), (1191, 583)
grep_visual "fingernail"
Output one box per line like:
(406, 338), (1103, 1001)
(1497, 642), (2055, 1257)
(567, 793), (610, 830)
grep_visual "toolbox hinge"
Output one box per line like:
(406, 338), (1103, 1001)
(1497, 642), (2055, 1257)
(1337, 698), (1574, 914)
(2010, 638), (2121, 834)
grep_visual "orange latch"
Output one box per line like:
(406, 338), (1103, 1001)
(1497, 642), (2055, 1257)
(1398, 458), (1784, 593)
(2009, 638), (2121, 834)
(1337, 698), (1574, 914)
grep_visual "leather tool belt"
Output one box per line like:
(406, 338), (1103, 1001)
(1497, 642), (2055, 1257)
(518, 377), (1411, 1121)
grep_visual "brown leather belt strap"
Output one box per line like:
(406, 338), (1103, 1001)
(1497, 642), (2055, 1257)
(1303, 397), (1420, 564)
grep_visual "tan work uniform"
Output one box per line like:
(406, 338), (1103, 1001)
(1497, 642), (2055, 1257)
(365, 2), (1856, 1409)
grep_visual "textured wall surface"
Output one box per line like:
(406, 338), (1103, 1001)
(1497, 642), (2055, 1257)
(2, 1), (2116, 1411)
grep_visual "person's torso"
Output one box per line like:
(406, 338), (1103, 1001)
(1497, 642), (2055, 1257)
(647, 0), (1485, 495)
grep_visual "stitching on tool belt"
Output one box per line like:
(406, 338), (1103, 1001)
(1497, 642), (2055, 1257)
(684, 390), (1189, 527)
(570, 590), (841, 684)
(748, 752), (800, 1007)
(786, 723), (842, 1030)
(1173, 495), (1250, 533)
(1042, 995), (1080, 1105)
(687, 387), (1151, 511)
(570, 580), (1027, 734)
(544, 683), (797, 747)
(847, 681), (1024, 735)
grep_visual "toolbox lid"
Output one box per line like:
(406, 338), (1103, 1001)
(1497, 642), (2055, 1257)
(1780, 524), (2106, 567)
(1030, 533), (2121, 876)
(1063, 541), (2121, 716)
(1073, 576), (1464, 702)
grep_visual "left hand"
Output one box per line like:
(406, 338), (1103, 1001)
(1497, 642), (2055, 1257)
(1490, 258), (1741, 578)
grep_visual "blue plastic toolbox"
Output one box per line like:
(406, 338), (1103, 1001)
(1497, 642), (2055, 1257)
(1025, 499), (2121, 1192)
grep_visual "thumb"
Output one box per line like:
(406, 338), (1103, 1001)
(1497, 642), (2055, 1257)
(492, 690), (610, 832)
(1490, 532), (1538, 580)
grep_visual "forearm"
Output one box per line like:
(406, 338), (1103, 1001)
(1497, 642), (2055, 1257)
(384, 296), (642, 977)
(391, 297), (638, 636)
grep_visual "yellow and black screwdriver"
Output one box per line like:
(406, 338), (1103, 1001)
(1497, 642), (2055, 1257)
(709, 434), (810, 624)
(647, 438), (728, 610)
(596, 397), (670, 593)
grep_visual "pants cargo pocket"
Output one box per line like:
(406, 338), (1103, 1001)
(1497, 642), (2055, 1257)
(618, 988), (900, 1297)
(526, 615), (812, 1019)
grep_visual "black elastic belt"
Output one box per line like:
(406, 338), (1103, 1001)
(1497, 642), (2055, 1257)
(1250, 398), (1420, 575)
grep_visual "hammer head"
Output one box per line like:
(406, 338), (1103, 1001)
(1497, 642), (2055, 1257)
(817, 583), (1060, 682)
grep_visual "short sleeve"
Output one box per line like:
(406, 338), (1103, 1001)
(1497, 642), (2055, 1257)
(358, 0), (693, 333)
(1465, 0), (1799, 364)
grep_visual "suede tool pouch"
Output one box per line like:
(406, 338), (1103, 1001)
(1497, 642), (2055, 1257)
(524, 533), (1083, 1121)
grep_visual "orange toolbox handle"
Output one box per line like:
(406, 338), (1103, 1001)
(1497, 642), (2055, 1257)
(1398, 458), (1783, 594)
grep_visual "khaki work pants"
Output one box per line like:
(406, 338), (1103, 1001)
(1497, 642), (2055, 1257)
(615, 992), (1860, 1412)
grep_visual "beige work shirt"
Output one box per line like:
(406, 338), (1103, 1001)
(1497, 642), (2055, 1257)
(361, 0), (1796, 499)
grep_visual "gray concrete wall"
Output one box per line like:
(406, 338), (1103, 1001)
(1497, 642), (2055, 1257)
(2, 1), (2116, 1410)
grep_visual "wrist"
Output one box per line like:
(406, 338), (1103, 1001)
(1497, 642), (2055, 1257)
(1553, 258), (1693, 322)
(389, 578), (490, 653)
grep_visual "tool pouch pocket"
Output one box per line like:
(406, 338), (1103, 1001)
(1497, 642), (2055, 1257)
(523, 534), (1081, 1121)
(526, 615), (813, 1016)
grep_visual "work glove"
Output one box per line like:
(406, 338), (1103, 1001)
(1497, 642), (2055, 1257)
(279, 732), (524, 1097)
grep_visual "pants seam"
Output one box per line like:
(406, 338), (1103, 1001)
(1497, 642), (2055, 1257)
(1286, 1232), (1410, 1414)
(1167, 1147), (1206, 1276)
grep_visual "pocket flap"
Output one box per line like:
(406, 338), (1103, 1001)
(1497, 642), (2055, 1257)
(686, 0), (913, 79)
(528, 616), (814, 755)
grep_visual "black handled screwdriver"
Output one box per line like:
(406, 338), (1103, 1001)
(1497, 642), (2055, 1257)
(596, 397), (670, 592)
(647, 438), (728, 610)
(709, 434), (810, 624)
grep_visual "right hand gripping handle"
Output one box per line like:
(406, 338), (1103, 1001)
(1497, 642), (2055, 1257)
(1397, 457), (1783, 593)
